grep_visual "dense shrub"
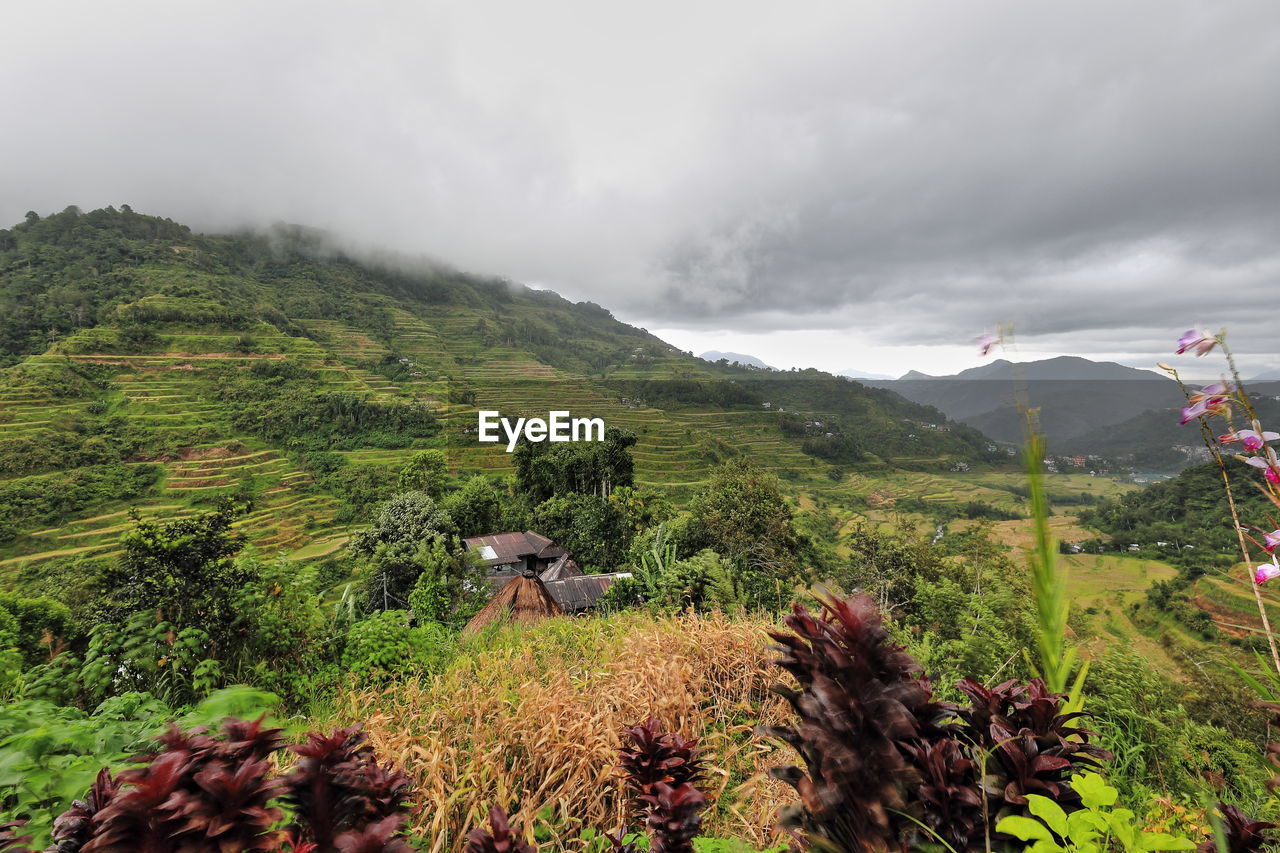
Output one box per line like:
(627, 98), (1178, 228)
(341, 611), (452, 679)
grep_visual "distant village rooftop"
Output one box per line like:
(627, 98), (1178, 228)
(463, 530), (629, 615)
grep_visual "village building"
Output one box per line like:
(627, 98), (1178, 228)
(463, 531), (631, 616)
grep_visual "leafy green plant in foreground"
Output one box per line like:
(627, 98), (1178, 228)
(996, 772), (1195, 853)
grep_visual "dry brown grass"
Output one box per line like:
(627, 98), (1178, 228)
(322, 611), (797, 853)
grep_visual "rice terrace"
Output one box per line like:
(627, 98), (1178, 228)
(3, 3), (1280, 852)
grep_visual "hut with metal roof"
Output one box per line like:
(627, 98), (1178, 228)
(465, 530), (633, 615)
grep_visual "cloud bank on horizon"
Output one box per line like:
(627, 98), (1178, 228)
(2, 1), (1277, 375)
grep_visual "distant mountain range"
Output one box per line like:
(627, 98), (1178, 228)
(897, 357), (1163, 382)
(838, 368), (896, 381)
(868, 356), (1182, 446)
(698, 350), (771, 369)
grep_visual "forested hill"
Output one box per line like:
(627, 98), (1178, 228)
(0, 205), (672, 371)
(1082, 460), (1276, 564)
(0, 205), (1005, 573)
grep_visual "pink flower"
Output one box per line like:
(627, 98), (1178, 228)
(1189, 382), (1234, 401)
(1220, 427), (1280, 452)
(1257, 557), (1280, 585)
(1242, 443), (1280, 485)
(1265, 530), (1280, 553)
(1176, 328), (1218, 356)
(976, 333), (1001, 356)
(1179, 382), (1234, 424)
(1180, 397), (1231, 424)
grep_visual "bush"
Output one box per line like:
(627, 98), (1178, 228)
(342, 610), (452, 679)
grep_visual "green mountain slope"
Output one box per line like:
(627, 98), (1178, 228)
(0, 206), (1006, 577)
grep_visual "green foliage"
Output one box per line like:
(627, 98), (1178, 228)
(227, 554), (335, 704)
(304, 454), (398, 523)
(0, 414), (181, 478)
(655, 549), (736, 612)
(441, 475), (505, 537)
(513, 427), (637, 502)
(350, 492), (480, 617)
(403, 538), (488, 627)
(349, 491), (455, 556)
(0, 594), (73, 669)
(861, 523), (1040, 690)
(102, 498), (252, 645)
(214, 360), (439, 450)
(1085, 651), (1271, 802)
(1025, 432), (1087, 705)
(398, 449), (449, 498)
(0, 463), (161, 542)
(683, 461), (812, 610)
(0, 686), (277, 847)
(837, 522), (951, 614)
(800, 432), (866, 464)
(1083, 462), (1265, 561)
(610, 379), (764, 410)
(533, 493), (632, 570)
(24, 610), (221, 708)
(0, 206), (194, 361)
(341, 610), (452, 678)
(997, 772), (1196, 853)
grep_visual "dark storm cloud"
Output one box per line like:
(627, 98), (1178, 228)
(1, 0), (1277, 360)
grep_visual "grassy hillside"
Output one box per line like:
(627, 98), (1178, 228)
(0, 206), (1009, 578)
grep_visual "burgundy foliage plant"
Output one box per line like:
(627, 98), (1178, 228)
(766, 591), (1111, 853)
(1197, 804), (1278, 853)
(468, 716), (709, 853)
(45, 717), (413, 853)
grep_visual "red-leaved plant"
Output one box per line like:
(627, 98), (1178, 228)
(766, 591), (1111, 853)
(616, 717), (705, 825)
(468, 717), (708, 853)
(1197, 804), (1278, 853)
(43, 717), (413, 853)
(0, 822), (33, 853)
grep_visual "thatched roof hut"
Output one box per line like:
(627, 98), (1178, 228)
(462, 570), (564, 637)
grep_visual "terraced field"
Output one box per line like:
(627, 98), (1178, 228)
(0, 320), (421, 574)
(0, 217), (1138, 599)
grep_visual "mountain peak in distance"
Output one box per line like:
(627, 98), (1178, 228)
(932, 356), (1162, 382)
(699, 350), (771, 369)
(837, 368), (896, 381)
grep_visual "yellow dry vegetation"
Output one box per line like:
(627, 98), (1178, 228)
(325, 611), (797, 852)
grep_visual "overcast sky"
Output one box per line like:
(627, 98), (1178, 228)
(3, 1), (1278, 378)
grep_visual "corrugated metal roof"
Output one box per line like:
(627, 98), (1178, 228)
(542, 573), (631, 613)
(464, 531), (566, 566)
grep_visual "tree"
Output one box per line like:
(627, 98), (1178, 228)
(532, 494), (630, 569)
(349, 491), (454, 557)
(836, 523), (949, 615)
(407, 539), (489, 627)
(350, 492), (461, 613)
(441, 475), (504, 537)
(102, 499), (252, 646)
(513, 427), (636, 502)
(397, 449), (449, 498)
(685, 461), (811, 609)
